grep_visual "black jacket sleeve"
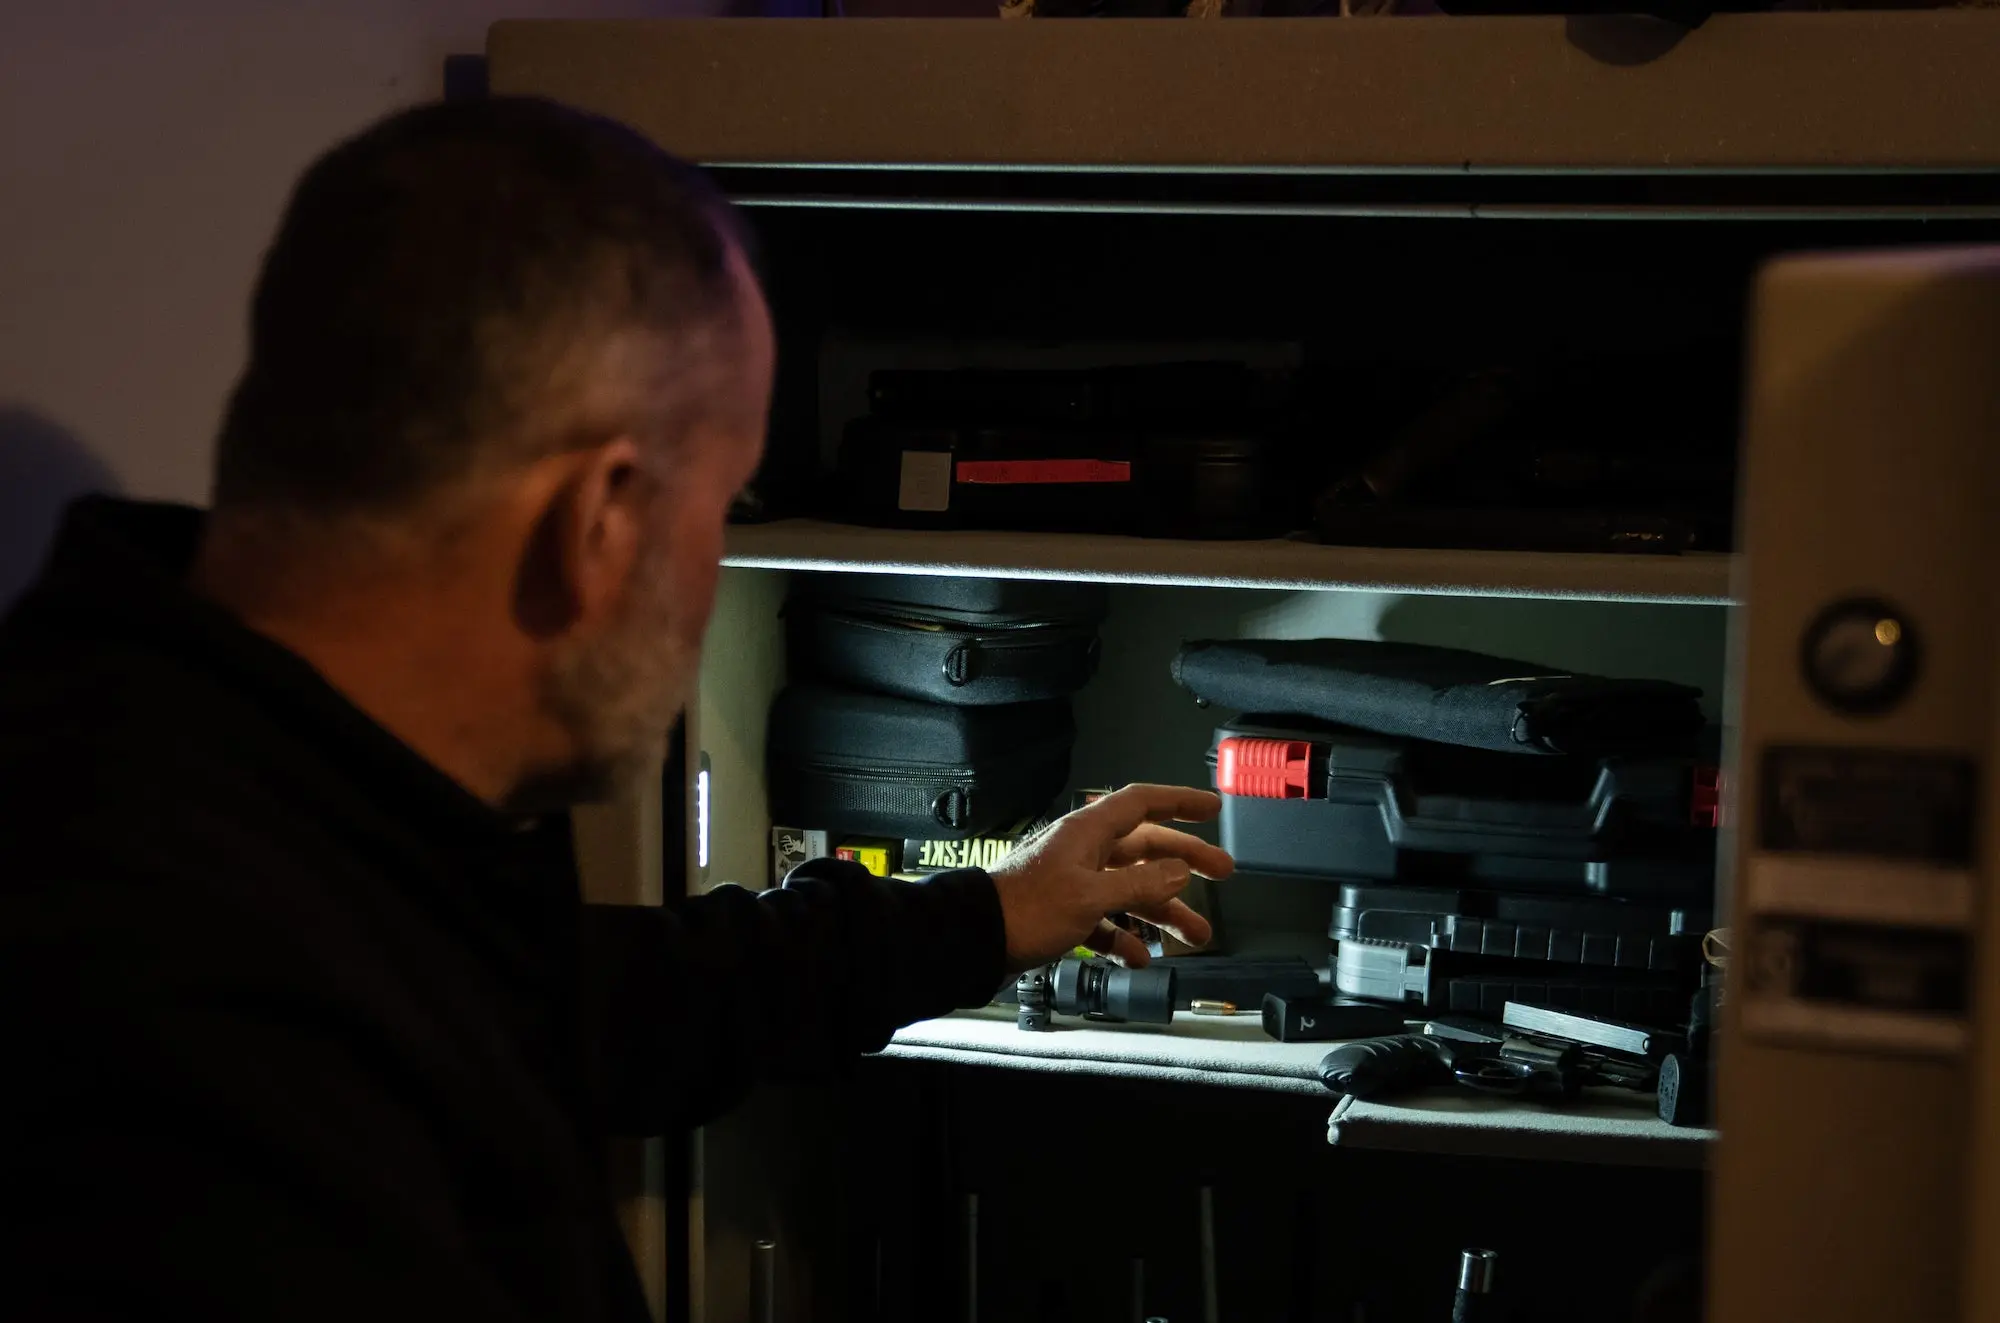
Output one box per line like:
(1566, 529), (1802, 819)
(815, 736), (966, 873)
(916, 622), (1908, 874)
(580, 860), (1007, 1136)
(2, 875), (533, 1323)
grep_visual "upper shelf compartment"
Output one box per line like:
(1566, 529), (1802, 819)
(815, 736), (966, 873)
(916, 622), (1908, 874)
(489, 14), (2000, 178)
(724, 520), (1734, 602)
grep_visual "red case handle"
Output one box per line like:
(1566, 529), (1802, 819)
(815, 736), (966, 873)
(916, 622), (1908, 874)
(1217, 737), (1313, 799)
(1691, 765), (1722, 828)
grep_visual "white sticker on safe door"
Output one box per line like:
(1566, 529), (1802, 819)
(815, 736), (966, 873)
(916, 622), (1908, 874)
(1747, 854), (1972, 930)
(897, 451), (952, 513)
(1739, 918), (1970, 1058)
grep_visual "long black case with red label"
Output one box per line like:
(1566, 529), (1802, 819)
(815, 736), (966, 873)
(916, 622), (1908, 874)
(1330, 882), (1707, 972)
(1208, 717), (1719, 899)
(786, 574), (1108, 707)
(836, 419), (1293, 540)
(767, 685), (1074, 839)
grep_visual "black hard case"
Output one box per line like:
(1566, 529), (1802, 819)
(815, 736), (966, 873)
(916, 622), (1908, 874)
(1334, 937), (1695, 1022)
(867, 362), (1263, 428)
(786, 574), (1108, 707)
(1424, 969), (1694, 1025)
(1174, 638), (1706, 757)
(1208, 718), (1717, 899)
(767, 685), (1074, 840)
(1329, 882), (1706, 972)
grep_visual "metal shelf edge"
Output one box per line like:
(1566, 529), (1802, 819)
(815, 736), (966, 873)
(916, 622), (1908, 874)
(722, 522), (1737, 604)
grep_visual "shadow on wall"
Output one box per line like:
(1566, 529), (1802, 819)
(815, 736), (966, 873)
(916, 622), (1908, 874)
(0, 409), (119, 614)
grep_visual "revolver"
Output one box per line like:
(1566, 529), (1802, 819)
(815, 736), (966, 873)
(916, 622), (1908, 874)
(1317, 1005), (1671, 1105)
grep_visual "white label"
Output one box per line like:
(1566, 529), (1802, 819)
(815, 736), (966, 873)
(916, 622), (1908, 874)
(897, 450), (952, 513)
(1748, 853), (1973, 930)
(1739, 917), (1969, 1058)
(1739, 998), (1968, 1058)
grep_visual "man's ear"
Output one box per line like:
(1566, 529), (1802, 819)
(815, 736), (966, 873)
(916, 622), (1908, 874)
(513, 438), (647, 642)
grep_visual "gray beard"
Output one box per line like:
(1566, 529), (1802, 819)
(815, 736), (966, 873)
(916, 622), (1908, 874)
(519, 579), (694, 813)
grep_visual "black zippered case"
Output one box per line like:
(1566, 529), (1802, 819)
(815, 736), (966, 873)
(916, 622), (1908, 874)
(1174, 638), (1706, 757)
(1208, 717), (1719, 899)
(766, 685), (1075, 840)
(1329, 883), (1707, 972)
(786, 574), (1108, 706)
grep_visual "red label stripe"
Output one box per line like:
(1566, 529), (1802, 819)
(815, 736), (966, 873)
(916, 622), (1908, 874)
(954, 459), (1133, 485)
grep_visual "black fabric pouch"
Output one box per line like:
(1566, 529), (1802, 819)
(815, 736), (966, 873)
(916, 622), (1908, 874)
(1173, 638), (1704, 757)
(766, 685), (1075, 839)
(786, 574), (1108, 706)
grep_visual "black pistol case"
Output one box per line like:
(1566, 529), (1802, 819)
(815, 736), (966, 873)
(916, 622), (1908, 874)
(1332, 935), (1696, 1023)
(1206, 717), (1719, 899)
(1328, 882), (1707, 972)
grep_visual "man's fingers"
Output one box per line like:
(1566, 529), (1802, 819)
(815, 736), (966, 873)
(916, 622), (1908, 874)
(1081, 920), (1154, 969)
(1102, 857), (1194, 913)
(1000, 789), (1219, 973)
(1075, 784), (1222, 839)
(1104, 823), (1234, 880)
(1128, 898), (1214, 951)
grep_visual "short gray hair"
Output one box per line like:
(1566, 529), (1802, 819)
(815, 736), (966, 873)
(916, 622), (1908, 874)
(212, 96), (748, 521)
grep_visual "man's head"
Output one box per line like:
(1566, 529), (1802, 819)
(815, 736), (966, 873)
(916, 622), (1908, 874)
(201, 97), (771, 811)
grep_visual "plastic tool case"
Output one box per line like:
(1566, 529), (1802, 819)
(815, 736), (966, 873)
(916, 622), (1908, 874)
(1334, 936), (1696, 1023)
(1328, 883), (1707, 972)
(1208, 718), (1719, 898)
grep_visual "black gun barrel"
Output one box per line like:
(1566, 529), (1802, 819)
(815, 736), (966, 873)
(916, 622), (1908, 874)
(1050, 957), (1177, 1025)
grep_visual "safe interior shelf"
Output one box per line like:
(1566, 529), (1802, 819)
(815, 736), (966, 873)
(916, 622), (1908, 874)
(882, 1007), (1713, 1168)
(724, 520), (1734, 603)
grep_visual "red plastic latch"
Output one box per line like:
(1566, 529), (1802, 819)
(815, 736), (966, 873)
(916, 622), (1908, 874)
(1691, 765), (1722, 829)
(1217, 737), (1313, 800)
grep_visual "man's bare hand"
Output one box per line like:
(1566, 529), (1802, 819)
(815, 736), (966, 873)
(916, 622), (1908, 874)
(990, 784), (1232, 971)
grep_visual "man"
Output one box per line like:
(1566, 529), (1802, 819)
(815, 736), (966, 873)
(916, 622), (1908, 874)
(0, 98), (1229, 1320)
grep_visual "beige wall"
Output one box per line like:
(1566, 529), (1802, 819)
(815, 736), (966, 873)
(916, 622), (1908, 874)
(0, 0), (781, 609)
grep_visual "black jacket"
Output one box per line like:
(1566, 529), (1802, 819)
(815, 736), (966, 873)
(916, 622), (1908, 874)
(0, 499), (1007, 1322)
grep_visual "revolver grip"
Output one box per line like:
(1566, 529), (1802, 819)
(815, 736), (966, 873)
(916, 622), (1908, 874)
(1318, 1034), (1455, 1100)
